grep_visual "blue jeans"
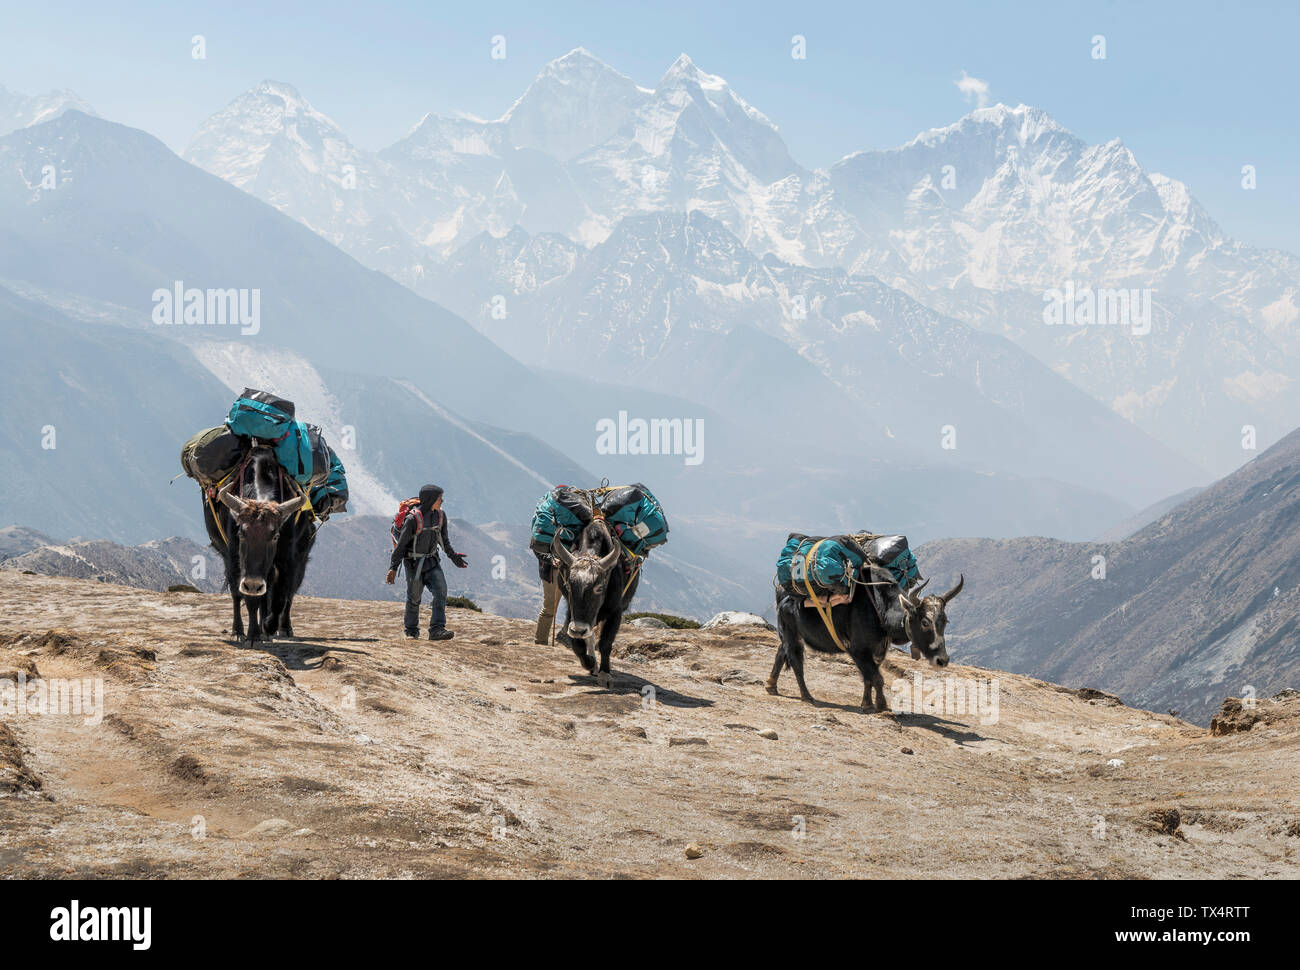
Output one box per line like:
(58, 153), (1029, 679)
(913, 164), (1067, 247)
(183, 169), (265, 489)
(404, 558), (447, 635)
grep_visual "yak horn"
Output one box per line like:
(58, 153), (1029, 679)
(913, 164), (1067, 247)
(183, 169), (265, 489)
(940, 574), (965, 604)
(911, 576), (930, 598)
(550, 535), (574, 568)
(598, 545), (621, 572)
(900, 578), (926, 609)
(275, 495), (307, 517)
(217, 481), (247, 512)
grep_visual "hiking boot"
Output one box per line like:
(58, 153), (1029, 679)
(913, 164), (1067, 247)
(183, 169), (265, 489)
(404, 632), (419, 640)
(428, 629), (454, 641)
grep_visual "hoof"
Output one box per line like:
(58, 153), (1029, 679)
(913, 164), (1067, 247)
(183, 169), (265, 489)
(799, 693), (815, 704)
(765, 684), (780, 696)
(597, 671), (612, 688)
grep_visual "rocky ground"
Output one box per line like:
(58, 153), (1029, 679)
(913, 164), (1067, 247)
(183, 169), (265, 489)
(1, 572), (1297, 878)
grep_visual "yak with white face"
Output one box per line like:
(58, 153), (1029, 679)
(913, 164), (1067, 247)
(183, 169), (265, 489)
(769, 566), (964, 713)
(203, 447), (315, 643)
(550, 519), (640, 687)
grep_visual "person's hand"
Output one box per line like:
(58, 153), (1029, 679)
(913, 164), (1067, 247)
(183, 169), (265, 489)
(450, 553), (468, 569)
(385, 569), (397, 585)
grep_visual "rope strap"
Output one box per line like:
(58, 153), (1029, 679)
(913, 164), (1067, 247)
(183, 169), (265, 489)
(802, 540), (848, 652)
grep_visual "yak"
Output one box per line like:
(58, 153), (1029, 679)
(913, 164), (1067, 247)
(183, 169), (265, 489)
(203, 445), (315, 643)
(768, 565), (964, 712)
(550, 518), (640, 687)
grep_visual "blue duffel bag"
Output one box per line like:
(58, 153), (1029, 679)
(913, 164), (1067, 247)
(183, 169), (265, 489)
(226, 389), (295, 440)
(777, 534), (866, 593)
(866, 535), (921, 588)
(309, 445), (349, 517)
(530, 486), (594, 554)
(225, 390), (319, 486)
(600, 483), (669, 557)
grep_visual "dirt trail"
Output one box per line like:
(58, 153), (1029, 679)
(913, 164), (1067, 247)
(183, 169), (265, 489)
(1, 572), (1297, 878)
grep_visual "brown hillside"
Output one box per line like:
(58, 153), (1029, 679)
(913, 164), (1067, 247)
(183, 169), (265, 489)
(1, 572), (1297, 878)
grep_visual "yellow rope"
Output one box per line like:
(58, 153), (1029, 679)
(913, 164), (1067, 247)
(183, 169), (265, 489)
(802, 540), (848, 652)
(205, 489), (228, 546)
(621, 551), (643, 596)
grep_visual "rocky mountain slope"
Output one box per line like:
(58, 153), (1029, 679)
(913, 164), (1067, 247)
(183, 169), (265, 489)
(919, 427), (1300, 724)
(0, 513), (752, 624)
(0, 536), (221, 594)
(1, 572), (1296, 878)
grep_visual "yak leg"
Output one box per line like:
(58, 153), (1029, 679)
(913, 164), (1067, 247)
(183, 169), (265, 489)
(230, 590), (246, 640)
(767, 593), (787, 694)
(775, 608), (814, 702)
(568, 632), (596, 673)
(766, 647), (786, 695)
(787, 641), (815, 703)
(872, 666), (890, 712)
(279, 556), (310, 640)
(847, 652), (891, 713)
(263, 582), (284, 638)
(870, 642), (892, 712)
(279, 589), (297, 639)
(245, 595), (265, 643)
(595, 613), (622, 688)
(571, 639), (595, 672)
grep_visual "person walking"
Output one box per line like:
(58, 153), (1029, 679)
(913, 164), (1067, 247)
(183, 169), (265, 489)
(385, 484), (467, 640)
(534, 552), (563, 645)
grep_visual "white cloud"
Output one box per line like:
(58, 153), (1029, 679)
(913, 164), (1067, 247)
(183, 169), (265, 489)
(955, 71), (990, 108)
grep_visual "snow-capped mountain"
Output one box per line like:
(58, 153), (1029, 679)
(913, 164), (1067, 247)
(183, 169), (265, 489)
(181, 51), (1300, 482)
(186, 50), (816, 266)
(822, 104), (1300, 342)
(182, 81), (428, 281)
(0, 84), (95, 137)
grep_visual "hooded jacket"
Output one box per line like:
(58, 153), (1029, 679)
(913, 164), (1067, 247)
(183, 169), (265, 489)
(389, 485), (461, 570)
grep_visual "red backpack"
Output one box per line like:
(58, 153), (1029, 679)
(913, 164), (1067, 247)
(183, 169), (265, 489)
(390, 498), (442, 548)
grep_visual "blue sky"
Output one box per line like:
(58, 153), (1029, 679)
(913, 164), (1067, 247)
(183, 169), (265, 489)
(4, 0), (1298, 253)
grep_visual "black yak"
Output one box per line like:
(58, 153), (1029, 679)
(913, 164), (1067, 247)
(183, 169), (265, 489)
(203, 445), (315, 643)
(550, 518), (640, 687)
(768, 566), (964, 712)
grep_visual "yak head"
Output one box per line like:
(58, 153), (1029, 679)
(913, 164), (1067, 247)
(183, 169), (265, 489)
(218, 481), (305, 597)
(551, 523), (621, 639)
(898, 575), (964, 668)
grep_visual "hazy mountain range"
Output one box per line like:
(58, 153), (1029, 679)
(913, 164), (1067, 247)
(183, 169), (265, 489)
(180, 50), (1300, 480)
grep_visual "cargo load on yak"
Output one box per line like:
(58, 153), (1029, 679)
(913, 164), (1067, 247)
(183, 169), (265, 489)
(861, 533), (921, 589)
(598, 483), (669, 557)
(225, 389), (322, 488)
(529, 482), (669, 558)
(309, 444), (349, 518)
(776, 531), (924, 601)
(180, 389), (349, 520)
(776, 533), (867, 598)
(180, 425), (247, 488)
(529, 486), (595, 554)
